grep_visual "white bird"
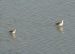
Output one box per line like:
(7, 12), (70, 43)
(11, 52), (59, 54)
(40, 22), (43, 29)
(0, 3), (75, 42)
(9, 28), (16, 39)
(55, 20), (64, 27)
(9, 28), (16, 34)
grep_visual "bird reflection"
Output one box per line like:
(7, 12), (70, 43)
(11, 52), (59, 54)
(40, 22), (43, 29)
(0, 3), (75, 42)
(56, 26), (64, 32)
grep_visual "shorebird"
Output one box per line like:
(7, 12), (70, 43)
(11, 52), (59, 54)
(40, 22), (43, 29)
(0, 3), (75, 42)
(9, 28), (16, 34)
(9, 28), (16, 39)
(55, 20), (64, 33)
(55, 20), (64, 27)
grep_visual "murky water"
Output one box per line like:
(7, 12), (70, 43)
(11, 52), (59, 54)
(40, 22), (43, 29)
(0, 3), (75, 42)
(0, 0), (75, 54)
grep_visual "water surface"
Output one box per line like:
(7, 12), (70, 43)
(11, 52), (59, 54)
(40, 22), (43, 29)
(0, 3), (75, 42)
(0, 0), (75, 54)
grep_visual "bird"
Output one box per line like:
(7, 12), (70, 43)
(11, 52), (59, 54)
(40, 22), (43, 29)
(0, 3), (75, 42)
(9, 28), (16, 34)
(9, 28), (16, 39)
(55, 20), (64, 27)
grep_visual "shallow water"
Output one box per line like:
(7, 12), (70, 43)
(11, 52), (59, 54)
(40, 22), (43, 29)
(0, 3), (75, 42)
(0, 0), (75, 54)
